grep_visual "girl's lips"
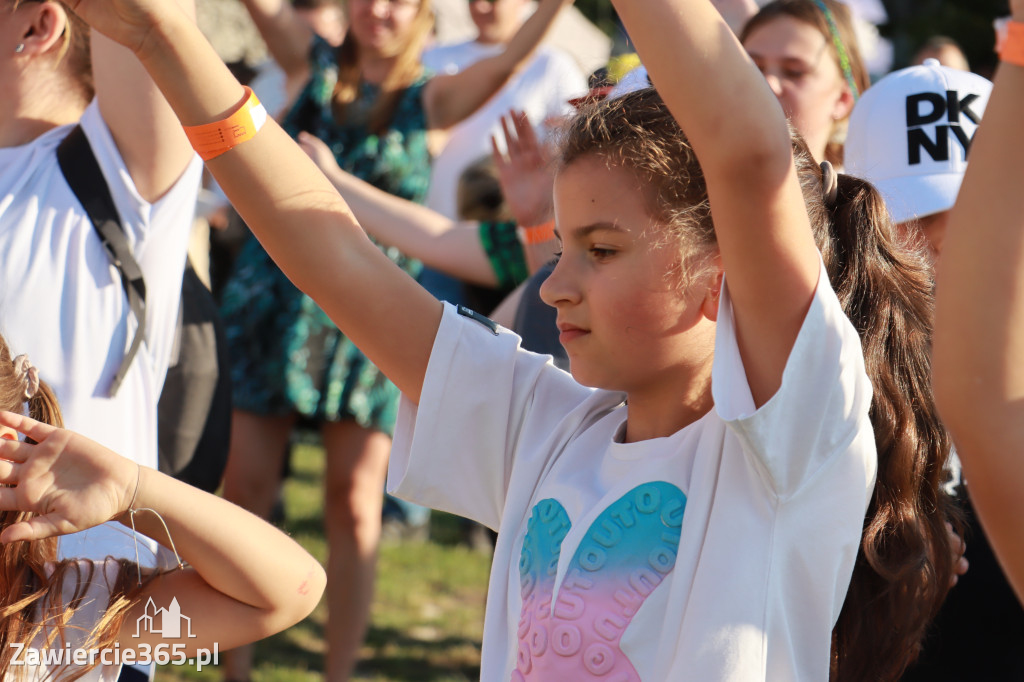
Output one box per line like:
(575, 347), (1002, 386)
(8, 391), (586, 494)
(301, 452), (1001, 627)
(557, 325), (590, 344)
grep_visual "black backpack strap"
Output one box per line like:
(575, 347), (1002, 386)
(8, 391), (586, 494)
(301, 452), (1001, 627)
(56, 125), (147, 397)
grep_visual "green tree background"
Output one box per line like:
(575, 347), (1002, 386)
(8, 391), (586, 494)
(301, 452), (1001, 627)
(573, 0), (1013, 76)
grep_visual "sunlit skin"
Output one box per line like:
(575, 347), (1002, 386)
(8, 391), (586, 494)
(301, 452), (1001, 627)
(743, 15), (854, 162)
(541, 156), (720, 442)
(469, 0), (529, 45)
(346, 0), (420, 59)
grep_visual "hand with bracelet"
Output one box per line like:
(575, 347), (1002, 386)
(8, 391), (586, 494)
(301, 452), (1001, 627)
(492, 110), (558, 272)
(0, 410), (325, 653)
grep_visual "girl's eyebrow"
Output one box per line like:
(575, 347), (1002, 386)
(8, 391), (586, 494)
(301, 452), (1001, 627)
(558, 222), (627, 241)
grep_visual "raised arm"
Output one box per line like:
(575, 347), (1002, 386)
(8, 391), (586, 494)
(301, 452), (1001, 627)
(236, 0), (314, 84)
(932, 4), (1024, 601)
(0, 412), (326, 654)
(297, 132), (499, 286)
(93, 0), (196, 201)
(67, 0), (440, 401)
(610, 0), (821, 406)
(422, 0), (574, 131)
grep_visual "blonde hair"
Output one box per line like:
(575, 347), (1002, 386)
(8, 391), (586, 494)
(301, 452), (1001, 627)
(331, 0), (433, 135)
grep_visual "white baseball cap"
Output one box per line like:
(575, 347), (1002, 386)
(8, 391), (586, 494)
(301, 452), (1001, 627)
(845, 58), (993, 224)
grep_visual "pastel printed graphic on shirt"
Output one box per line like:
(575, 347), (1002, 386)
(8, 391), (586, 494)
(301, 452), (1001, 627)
(514, 482), (687, 681)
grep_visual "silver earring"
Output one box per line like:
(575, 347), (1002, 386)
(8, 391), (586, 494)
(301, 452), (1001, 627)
(15, 44), (25, 53)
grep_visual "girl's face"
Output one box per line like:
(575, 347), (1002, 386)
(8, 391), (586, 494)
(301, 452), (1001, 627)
(469, 0), (528, 45)
(542, 156), (717, 396)
(347, 0), (421, 57)
(743, 15), (854, 162)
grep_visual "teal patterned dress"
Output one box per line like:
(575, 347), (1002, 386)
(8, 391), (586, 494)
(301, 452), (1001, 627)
(220, 36), (431, 434)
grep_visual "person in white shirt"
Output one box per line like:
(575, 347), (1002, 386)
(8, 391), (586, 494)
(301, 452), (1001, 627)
(66, 0), (954, 677)
(421, 0), (587, 222)
(0, 0), (200, 570)
(0, 5), (201, 678)
(0, 338), (324, 682)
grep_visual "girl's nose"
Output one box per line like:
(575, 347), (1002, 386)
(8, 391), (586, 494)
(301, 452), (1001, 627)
(763, 72), (784, 98)
(539, 253), (580, 308)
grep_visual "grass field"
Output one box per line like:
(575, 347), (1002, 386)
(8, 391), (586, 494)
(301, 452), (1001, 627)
(158, 442), (492, 682)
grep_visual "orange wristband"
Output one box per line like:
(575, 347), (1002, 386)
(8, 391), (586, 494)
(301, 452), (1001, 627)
(517, 220), (556, 245)
(183, 87), (268, 161)
(1000, 20), (1024, 67)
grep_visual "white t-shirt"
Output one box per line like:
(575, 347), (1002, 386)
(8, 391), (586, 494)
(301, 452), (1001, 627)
(389, 263), (877, 680)
(421, 40), (587, 219)
(0, 102), (203, 564)
(16, 559), (123, 682)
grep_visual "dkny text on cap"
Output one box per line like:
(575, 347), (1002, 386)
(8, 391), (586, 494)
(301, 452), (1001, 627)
(845, 58), (993, 224)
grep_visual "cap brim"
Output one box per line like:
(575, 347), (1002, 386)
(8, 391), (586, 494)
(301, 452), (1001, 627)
(870, 172), (964, 224)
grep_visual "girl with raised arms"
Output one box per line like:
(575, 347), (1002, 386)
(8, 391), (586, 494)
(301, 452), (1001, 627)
(58, 0), (959, 676)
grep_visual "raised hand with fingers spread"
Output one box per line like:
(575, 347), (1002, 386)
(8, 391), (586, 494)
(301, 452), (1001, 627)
(0, 413), (136, 544)
(492, 109), (555, 231)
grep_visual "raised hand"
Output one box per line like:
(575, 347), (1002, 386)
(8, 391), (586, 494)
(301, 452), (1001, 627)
(492, 110), (555, 230)
(62, 0), (180, 56)
(0, 411), (136, 544)
(297, 131), (342, 176)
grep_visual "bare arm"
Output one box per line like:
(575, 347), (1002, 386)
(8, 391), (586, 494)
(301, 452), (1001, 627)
(422, 0), (574, 131)
(0, 412), (326, 654)
(610, 0), (820, 407)
(932, 3), (1024, 601)
(236, 0), (314, 83)
(92, 0), (196, 202)
(297, 132), (499, 286)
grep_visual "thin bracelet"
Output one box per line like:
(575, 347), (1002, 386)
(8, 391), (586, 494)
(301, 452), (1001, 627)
(1001, 21), (1024, 68)
(183, 87), (268, 161)
(517, 220), (557, 245)
(127, 465), (185, 585)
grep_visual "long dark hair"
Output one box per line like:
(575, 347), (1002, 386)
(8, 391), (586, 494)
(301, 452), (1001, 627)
(796, 154), (959, 682)
(558, 89), (957, 681)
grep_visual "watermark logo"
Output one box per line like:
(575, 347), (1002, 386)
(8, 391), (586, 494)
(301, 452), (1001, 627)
(9, 597), (218, 671)
(134, 597), (196, 639)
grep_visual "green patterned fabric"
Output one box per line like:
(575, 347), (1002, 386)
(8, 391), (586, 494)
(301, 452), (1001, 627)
(478, 220), (528, 290)
(220, 37), (431, 434)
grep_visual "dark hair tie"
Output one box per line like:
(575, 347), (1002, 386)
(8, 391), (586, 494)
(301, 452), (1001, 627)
(820, 161), (839, 207)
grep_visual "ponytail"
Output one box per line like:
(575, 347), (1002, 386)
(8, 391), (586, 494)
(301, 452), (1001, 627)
(808, 164), (959, 681)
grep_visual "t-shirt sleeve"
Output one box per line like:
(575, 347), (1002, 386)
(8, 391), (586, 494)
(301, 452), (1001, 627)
(712, 258), (875, 496)
(78, 101), (203, 384)
(387, 303), (593, 529)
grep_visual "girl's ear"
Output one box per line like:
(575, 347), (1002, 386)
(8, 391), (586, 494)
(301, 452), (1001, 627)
(16, 1), (68, 57)
(701, 268), (724, 322)
(832, 84), (856, 123)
